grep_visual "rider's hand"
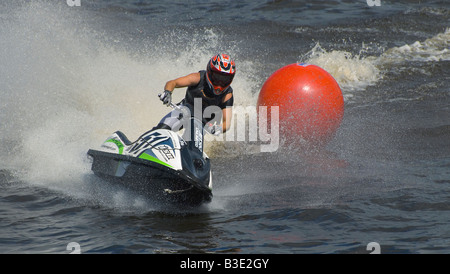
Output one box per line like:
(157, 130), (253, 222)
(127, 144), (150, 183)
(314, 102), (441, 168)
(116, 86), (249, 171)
(204, 122), (222, 136)
(159, 90), (172, 106)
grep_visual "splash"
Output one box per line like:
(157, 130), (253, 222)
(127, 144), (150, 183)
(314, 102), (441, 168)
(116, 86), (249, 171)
(0, 1), (257, 196)
(299, 28), (449, 96)
(0, 2), (157, 184)
(300, 42), (381, 94)
(380, 28), (450, 63)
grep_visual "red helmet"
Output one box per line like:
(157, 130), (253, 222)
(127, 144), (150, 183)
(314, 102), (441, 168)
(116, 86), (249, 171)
(206, 54), (236, 95)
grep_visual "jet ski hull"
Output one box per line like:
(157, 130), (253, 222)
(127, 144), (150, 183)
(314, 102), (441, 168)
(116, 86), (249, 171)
(87, 149), (212, 206)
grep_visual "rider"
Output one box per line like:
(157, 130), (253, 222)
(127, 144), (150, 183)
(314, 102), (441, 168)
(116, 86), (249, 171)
(157, 54), (236, 135)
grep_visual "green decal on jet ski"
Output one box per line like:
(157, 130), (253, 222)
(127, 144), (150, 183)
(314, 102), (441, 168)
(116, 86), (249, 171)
(105, 139), (124, 154)
(139, 152), (173, 169)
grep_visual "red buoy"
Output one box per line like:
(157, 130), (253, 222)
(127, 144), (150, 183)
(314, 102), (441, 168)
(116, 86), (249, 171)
(257, 63), (344, 147)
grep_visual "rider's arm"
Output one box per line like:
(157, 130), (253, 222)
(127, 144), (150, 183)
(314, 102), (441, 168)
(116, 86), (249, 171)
(164, 72), (201, 92)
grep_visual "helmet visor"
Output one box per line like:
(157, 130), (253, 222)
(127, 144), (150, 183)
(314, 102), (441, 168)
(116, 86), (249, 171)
(209, 69), (235, 88)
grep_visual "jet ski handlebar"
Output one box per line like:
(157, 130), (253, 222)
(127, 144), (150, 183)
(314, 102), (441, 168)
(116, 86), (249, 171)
(158, 93), (180, 110)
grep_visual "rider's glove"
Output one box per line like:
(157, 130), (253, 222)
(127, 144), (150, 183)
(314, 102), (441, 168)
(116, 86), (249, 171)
(204, 122), (222, 136)
(159, 90), (172, 106)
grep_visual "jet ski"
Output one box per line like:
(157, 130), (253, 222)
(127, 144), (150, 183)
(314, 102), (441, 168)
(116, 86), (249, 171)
(87, 102), (212, 207)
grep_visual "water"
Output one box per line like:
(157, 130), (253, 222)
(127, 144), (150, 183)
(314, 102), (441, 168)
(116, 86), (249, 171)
(0, 0), (449, 254)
